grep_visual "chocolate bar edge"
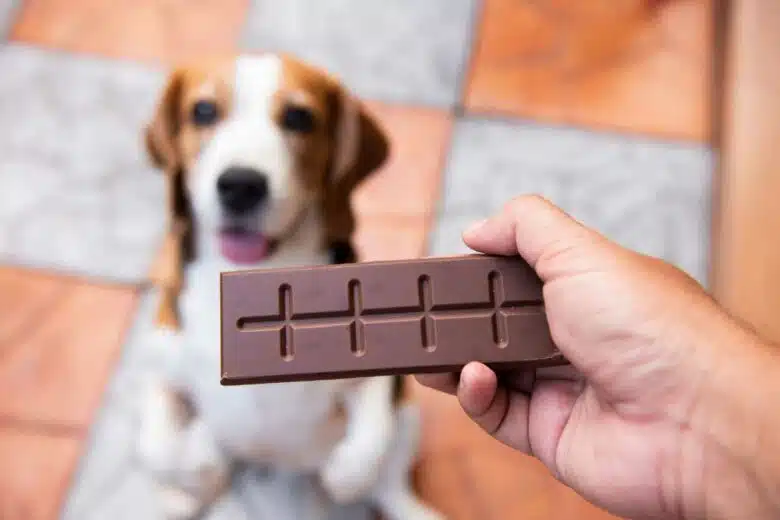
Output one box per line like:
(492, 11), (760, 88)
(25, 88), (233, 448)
(219, 252), (505, 279)
(220, 354), (569, 386)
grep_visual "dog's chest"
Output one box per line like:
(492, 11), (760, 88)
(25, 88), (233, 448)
(177, 253), (350, 468)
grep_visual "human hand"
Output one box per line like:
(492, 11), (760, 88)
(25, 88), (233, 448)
(417, 195), (779, 520)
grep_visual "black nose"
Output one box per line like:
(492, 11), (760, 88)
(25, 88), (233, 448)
(217, 167), (270, 214)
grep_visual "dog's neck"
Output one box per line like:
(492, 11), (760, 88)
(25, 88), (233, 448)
(187, 207), (331, 278)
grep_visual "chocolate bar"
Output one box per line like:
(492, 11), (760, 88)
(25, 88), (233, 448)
(219, 254), (567, 385)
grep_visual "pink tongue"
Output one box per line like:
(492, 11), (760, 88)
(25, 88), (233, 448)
(218, 232), (269, 264)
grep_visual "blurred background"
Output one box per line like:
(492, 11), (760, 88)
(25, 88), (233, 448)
(0, 0), (777, 518)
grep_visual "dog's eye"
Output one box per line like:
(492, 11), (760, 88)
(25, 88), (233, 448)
(192, 100), (220, 127)
(281, 105), (315, 133)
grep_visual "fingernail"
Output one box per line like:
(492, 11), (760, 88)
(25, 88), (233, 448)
(464, 219), (488, 237)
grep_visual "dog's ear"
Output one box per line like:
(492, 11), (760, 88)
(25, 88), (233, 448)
(144, 69), (193, 331)
(145, 70), (185, 172)
(322, 85), (390, 259)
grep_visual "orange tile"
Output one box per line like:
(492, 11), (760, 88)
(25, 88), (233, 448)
(465, 0), (712, 142)
(353, 103), (452, 218)
(414, 450), (485, 520)
(0, 426), (82, 520)
(0, 269), (137, 427)
(410, 379), (484, 454)
(462, 441), (619, 520)
(0, 268), (67, 346)
(10, 0), (248, 64)
(354, 215), (429, 262)
(410, 378), (618, 519)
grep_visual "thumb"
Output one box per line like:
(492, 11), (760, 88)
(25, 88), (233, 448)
(462, 195), (611, 282)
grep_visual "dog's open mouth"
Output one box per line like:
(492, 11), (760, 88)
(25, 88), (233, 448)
(218, 226), (273, 264)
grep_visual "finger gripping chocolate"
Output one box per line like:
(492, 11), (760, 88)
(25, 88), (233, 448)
(219, 254), (568, 385)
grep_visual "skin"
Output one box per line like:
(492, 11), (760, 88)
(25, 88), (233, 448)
(416, 195), (780, 520)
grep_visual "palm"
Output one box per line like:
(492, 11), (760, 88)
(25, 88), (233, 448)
(548, 385), (690, 519)
(526, 257), (709, 519)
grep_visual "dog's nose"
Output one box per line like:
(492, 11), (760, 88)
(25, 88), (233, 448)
(217, 167), (270, 214)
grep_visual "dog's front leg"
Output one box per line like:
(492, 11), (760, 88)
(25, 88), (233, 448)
(138, 381), (232, 519)
(319, 376), (396, 504)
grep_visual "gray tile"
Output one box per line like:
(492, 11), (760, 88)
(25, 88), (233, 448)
(0, 0), (19, 39)
(72, 469), (165, 520)
(236, 469), (371, 520)
(61, 403), (140, 519)
(428, 211), (486, 257)
(436, 118), (714, 285)
(0, 44), (168, 282)
(241, 0), (476, 107)
(203, 492), (251, 520)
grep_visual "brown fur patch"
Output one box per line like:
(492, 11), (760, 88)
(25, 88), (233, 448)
(145, 57), (235, 173)
(321, 87), (389, 251)
(276, 57), (390, 253)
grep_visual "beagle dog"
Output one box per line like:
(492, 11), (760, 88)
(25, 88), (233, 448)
(136, 53), (444, 520)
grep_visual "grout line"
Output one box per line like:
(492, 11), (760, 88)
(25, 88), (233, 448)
(0, 259), (152, 291)
(453, 0), (487, 111)
(0, 0), (23, 43)
(458, 109), (716, 149)
(361, 95), (456, 113)
(61, 400), (142, 515)
(423, 109), (462, 256)
(0, 415), (87, 438)
(235, 0), (258, 53)
(1, 39), (171, 71)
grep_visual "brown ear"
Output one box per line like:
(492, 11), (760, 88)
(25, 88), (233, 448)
(145, 70), (185, 172)
(322, 87), (390, 252)
(144, 70), (192, 331)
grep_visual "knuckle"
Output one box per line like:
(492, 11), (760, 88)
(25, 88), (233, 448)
(503, 193), (547, 217)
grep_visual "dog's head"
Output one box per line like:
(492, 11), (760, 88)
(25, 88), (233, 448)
(145, 54), (388, 265)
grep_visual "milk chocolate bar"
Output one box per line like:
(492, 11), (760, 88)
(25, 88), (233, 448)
(219, 254), (567, 385)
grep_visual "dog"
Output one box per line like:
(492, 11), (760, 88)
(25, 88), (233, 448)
(136, 52), (445, 520)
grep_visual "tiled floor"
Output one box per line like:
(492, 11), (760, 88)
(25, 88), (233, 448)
(0, 0), (714, 518)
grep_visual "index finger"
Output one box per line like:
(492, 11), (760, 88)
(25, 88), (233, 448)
(462, 195), (601, 283)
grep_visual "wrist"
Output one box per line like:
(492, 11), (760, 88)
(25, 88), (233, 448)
(691, 317), (780, 519)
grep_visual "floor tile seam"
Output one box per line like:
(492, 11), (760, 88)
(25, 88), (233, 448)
(451, 0), (486, 110)
(0, 415), (87, 439)
(0, 259), (152, 291)
(454, 109), (716, 149)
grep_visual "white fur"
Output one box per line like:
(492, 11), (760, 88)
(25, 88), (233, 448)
(191, 55), (309, 238)
(320, 375), (396, 503)
(138, 54), (444, 520)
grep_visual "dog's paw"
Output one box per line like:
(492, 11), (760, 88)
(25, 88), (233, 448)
(159, 486), (202, 520)
(319, 444), (382, 504)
